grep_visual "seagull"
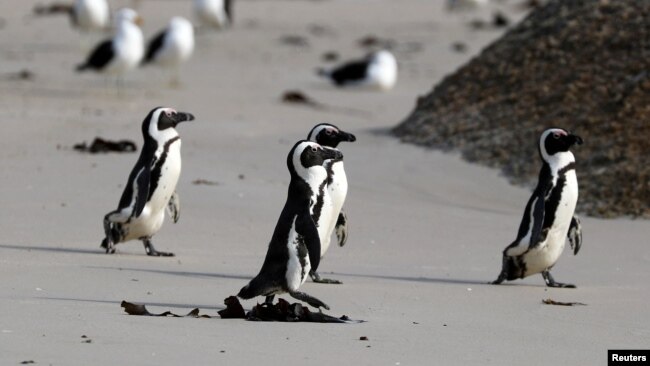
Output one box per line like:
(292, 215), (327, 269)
(194, 0), (233, 29)
(76, 8), (144, 80)
(142, 17), (195, 86)
(34, 0), (110, 33)
(317, 50), (398, 91)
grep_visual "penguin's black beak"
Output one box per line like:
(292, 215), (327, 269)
(568, 133), (583, 146)
(339, 131), (357, 143)
(322, 146), (344, 160)
(174, 112), (195, 124)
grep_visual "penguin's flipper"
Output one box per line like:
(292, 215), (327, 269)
(568, 215), (582, 255)
(167, 191), (180, 223)
(289, 290), (330, 310)
(102, 210), (129, 254)
(529, 182), (552, 249)
(296, 209), (321, 272)
(102, 214), (116, 254)
(133, 165), (152, 218)
(335, 210), (348, 247)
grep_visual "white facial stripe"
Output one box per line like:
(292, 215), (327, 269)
(539, 128), (563, 161)
(539, 128), (575, 170)
(148, 108), (180, 143)
(292, 142), (327, 182)
(308, 126), (326, 141)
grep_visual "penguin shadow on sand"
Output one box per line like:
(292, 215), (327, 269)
(0, 243), (100, 255)
(84, 265), (251, 282)
(330, 272), (490, 287)
(38, 296), (226, 312)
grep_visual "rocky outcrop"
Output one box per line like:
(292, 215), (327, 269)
(394, 0), (650, 218)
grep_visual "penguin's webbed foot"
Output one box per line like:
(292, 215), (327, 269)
(490, 273), (506, 285)
(101, 238), (116, 254)
(264, 295), (276, 306)
(310, 271), (343, 285)
(142, 239), (175, 257)
(542, 270), (576, 288)
(491, 264), (508, 284)
(289, 291), (330, 310)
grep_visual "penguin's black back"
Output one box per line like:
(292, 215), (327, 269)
(115, 112), (159, 211)
(238, 178), (315, 298)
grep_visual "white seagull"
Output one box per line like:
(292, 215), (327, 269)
(317, 50), (398, 91)
(194, 0), (233, 29)
(142, 17), (195, 85)
(34, 0), (110, 33)
(74, 0), (110, 33)
(76, 8), (144, 77)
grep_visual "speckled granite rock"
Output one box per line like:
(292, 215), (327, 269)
(394, 0), (650, 218)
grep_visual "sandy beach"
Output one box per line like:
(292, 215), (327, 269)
(1, 0), (649, 365)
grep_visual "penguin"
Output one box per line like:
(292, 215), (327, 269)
(193, 0), (233, 29)
(76, 8), (144, 76)
(306, 123), (357, 284)
(142, 16), (195, 85)
(317, 50), (398, 91)
(237, 140), (343, 310)
(492, 128), (583, 288)
(101, 107), (195, 256)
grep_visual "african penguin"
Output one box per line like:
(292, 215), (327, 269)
(492, 128), (583, 288)
(194, 0), (233, 29)
(142, 16), (195, 85)
(76, 8), (144, 75)
(237, 141), (343, 310)
(101, 107), (195, 257)
(317, 50), (398, 91)
(306, 123), (356, 284)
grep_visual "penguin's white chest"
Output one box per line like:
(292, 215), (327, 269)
(285, 218), (311, 291)
(328, 161), (348, 214)
(524, 171), (578, 275)
(149, 141), (182, 213)
(315, 189), (335, 257)
(315, 161), (347, 256)
(125, 141), (181, 240)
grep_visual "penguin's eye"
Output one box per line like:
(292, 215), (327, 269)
(325, 129), (333, 135)
(164, 110), (173, 117)
(553, 133), (561, 139)
(311, 147), (318, 153)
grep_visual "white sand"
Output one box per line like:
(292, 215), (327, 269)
(1, 0), (649, 365)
